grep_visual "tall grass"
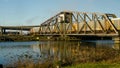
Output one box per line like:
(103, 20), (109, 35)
(5, 44), (120, 68)
(65, 63), (120, 68)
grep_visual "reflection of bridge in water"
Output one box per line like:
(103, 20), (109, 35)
(31, 41), (120, 64)
(0, 11), (120, 42)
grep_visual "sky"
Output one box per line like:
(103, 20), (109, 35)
(0, 0), (120, 26)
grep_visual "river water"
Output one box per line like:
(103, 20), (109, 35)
(0, 40), (119, 66)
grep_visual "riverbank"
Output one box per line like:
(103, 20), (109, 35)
(65, 63), (120, 68)
(5, 62), (120, 68)
(4, 44), (120, 68)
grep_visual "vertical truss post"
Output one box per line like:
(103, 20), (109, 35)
(84, 13), (87, 34)
(77, 13), (79, 33)
(38, 26), (40, 34)
(64, 12), (66, 35)
(93, 13), (96, 34)
(70, 13), (73, 34)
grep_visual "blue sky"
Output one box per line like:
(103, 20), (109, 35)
(0, 0), (120, 26)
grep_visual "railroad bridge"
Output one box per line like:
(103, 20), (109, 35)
(38, 11), (120, 43)
(0, 11), (120, 43)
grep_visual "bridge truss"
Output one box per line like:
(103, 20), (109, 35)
(38, 11), (119, 37)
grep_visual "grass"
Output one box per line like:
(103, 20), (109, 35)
(65, 63), (120, 68)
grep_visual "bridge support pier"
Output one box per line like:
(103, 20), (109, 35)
(112, 37), (120, 44)
(0, 27), (2, 35)
(3, 29), (6, 34)
(0, 28), (5, 35)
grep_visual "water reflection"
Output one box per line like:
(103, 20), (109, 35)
(31, 41), (117, 63)
(0, 40), (119, 66)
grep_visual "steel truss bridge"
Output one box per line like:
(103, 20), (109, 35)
(0, 11), (120, 42)
(38, 11), (119, 37)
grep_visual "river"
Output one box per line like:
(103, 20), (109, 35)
(0, 40), (119, 66)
